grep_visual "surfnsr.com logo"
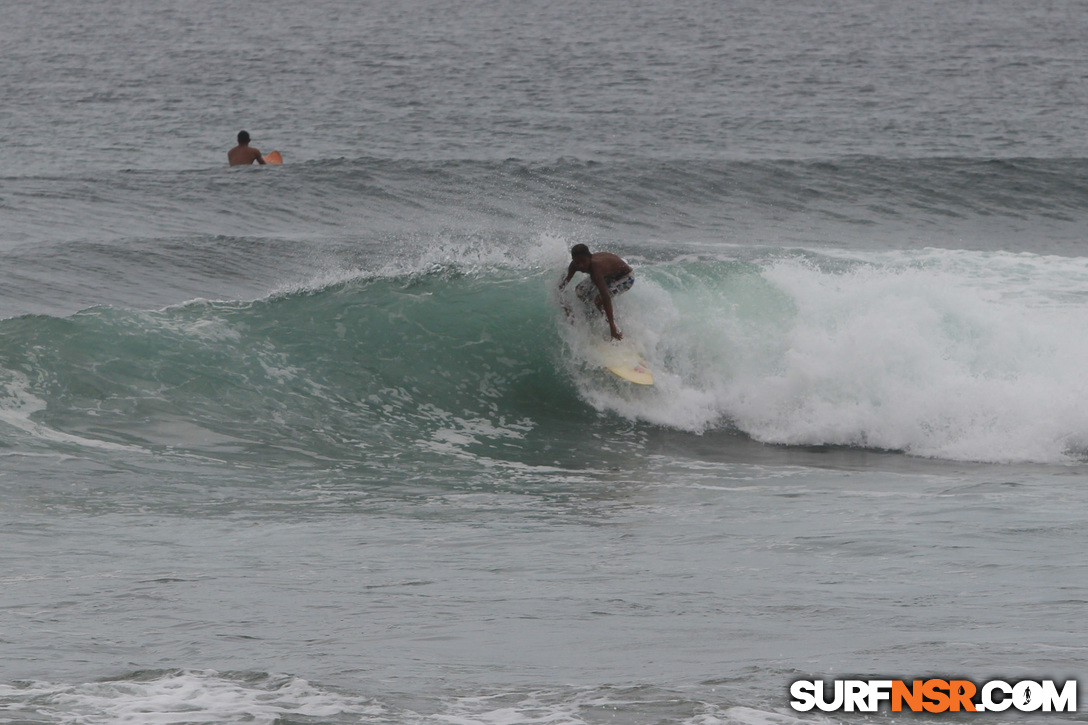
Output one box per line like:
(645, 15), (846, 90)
(790, 679), (1078, 713)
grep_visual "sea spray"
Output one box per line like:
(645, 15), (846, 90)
(565, 250), (1088, 463)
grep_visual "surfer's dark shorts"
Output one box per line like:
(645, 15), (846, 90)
(576, 272), (635, 302)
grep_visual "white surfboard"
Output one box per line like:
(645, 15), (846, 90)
(595, 342), (654, 385)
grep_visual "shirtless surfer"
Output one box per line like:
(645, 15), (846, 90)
(227, 130), (265, 166)
(558, 244), (634, 341)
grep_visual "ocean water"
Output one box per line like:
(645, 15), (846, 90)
(2, 1), (1088, 723)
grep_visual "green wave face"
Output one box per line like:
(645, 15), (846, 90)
(0, 268), (610, 473)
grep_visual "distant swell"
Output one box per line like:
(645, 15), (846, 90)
(4, 156), (1088, 250)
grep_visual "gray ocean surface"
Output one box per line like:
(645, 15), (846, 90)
(2, 1), (1088, 723)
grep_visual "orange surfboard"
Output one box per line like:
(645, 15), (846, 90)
(263, 150), (283, 165)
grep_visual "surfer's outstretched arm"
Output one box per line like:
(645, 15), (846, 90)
(558, 262), (576, 289)
(558, 263), (578, 323)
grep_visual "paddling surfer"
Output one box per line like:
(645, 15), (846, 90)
(227, 130), (266, 166)
(558, 244), (633, 341)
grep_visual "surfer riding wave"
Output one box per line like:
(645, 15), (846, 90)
(558, 244), (632, 341)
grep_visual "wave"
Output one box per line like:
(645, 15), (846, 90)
(0, 669), (783, 725)
(5, 156), (1088, 252)
(4, 247), (1088, 465)
(0, 264), (596, 474)
(0, 670), (380, 725)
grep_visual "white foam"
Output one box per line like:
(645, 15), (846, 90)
(0, 369), (141, 453)
(568, 249), (1088, 464)
(0, 677), (824, 725)
(423, 414), (536, 460)
(0, 670), (381, 725)
(138, 306), (245, 345)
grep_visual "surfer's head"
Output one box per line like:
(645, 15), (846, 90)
(237, 130), (251, 145)
(570, 244), (591, 271)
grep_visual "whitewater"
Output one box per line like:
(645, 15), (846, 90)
(3, 0), (1088, 723)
